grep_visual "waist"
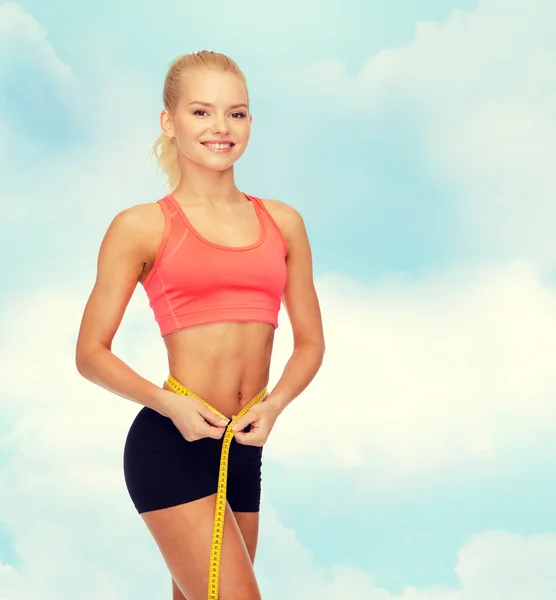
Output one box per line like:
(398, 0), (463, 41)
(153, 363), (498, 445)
(164, 374), (268, 421)
(162, 322), (273, 416)
(162, 377), (268, 418)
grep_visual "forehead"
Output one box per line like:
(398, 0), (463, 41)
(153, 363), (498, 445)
(179, 69), (247, 104)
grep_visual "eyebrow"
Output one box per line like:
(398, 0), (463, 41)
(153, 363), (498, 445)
(188, 101), (249, 109)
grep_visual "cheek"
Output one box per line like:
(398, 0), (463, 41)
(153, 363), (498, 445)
(174, 118), (203, 142)
(237, 121), (251, 140)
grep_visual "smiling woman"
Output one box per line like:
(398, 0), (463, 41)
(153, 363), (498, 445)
(151, 52), (253, 192)
(75, 49), (325, 600)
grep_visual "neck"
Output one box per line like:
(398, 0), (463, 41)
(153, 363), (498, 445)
(171, 161), (242, 206)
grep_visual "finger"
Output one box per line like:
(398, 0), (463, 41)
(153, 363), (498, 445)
(199, 421), (226, 439)
(197, 403), (229, 428)
(233, 430), (256, 445)
(231, 412), (257, 432)
(234, 429), (265, 446)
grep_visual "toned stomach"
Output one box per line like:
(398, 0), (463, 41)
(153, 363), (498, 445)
(160, 321), (275, 419)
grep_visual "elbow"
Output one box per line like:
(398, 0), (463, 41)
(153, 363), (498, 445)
(75, 349), (89, 378)
(75, 343), (100, 379)
(318, 340), (326, 366)
(311, 343), (325, 373)
(314, 331), (326, 363)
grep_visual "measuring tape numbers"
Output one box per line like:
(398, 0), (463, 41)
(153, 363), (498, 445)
(166, 374), (267, 600)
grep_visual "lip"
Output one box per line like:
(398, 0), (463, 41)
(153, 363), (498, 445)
(201, 140), (236, 146)
(201, 141), (236, 154)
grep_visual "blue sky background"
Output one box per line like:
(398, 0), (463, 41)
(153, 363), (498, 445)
(1, 0), (556, 598)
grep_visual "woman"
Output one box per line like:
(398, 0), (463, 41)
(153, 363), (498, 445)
(75, 50), (325, 600)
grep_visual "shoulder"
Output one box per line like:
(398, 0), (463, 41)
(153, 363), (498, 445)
(259, 198), (300, 220)
(106, 202), (163, 242)
(110, 201), (162, 231)
(258, 198), (307, 247)
(99, 202), (165, 263)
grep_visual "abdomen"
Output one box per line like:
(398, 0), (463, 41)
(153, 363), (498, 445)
(162, 321), (275, 416)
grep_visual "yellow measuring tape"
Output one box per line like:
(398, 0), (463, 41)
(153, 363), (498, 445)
(166, 374), (267, 600)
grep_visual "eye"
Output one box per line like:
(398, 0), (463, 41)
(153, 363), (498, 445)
(192, 109), (247, 118)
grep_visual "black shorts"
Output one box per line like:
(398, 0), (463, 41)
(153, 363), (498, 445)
(123, 406), (263, 514)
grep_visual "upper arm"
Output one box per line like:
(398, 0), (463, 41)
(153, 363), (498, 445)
(275, 202), (324, 350)
(75, 206), (153, 361)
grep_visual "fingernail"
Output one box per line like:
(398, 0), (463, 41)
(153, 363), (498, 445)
(221, 418), (229, 426)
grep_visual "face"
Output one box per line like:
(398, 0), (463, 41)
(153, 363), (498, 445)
(160, 69), (252, 171)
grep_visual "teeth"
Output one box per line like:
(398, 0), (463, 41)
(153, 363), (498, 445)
(204, 143), (232, 149)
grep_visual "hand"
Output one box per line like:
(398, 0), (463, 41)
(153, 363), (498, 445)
(231, 400), (281, 447)
(164, 390), (230, 442)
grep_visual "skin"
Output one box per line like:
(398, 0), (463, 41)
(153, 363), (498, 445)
(76, 68), (325, 600)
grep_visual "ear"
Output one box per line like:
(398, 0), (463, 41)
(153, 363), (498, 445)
(160, 109), (175, 138)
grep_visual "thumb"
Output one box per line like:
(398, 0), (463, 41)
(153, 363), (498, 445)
(198, 404), (229, 427)
(231, 411), (255, 432)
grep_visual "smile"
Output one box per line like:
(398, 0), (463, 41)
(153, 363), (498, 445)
(201, 142), (235, 153)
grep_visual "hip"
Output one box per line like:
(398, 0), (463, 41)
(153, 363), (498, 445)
(125, 403), (263, 465)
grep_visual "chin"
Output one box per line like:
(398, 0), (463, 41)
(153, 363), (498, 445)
(200, 152), (246, 171)
(200, 158), (237, 171)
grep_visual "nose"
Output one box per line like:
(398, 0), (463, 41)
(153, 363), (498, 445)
(211, 113), (229, 135)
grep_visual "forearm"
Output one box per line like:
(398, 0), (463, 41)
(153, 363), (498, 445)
(266, 342), (325, 413)
(75, 344), (176, 418)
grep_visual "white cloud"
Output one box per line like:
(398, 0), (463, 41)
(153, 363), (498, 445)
(0, 3), (165, 229)
(258, 518), (556, 599)
(0, 3), (72, 82)
(3, 468), (554, 600)
(276, 0), (556, 266)
(454, 530), (556, 598)
(0, 3), (73, 212)
(2, 259), (556, 503)
(0, 254), (555, 597)
(265, 258), (556, 492)
(1, 2), (555, 597)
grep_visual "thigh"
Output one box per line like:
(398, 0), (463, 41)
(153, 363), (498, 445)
(142, 494), (261, 600)
(234, 511), (260, 563)
(172, 578), (187, 600)
(226, 440), (263, 564)
(171, 511), (259, 599)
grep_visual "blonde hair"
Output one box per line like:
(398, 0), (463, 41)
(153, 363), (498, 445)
(151, 50), (249, 191)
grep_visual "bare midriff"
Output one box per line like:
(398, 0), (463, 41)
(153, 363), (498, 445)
(161, 321), (275, 418)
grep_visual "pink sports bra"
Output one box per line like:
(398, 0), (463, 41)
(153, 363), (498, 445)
(142, 193), (288, 337)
